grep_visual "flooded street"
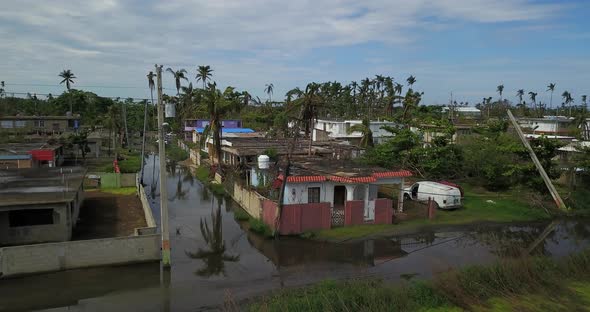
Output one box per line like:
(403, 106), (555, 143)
(1, 155), (590, 311)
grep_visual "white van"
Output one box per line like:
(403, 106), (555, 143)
(403, 181), (462, 209)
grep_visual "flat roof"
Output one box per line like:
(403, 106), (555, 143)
(0, 167), (86, 207)
(0, 143), (62, 156)
(220, 138), (344, 157)
(194, 128), (254, 134)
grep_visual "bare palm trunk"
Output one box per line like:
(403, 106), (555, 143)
(550, 91), (553, 110)
(140, 99), (149, 184)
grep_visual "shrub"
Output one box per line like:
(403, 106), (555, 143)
(248, 218), (273, 237)
(233, 209), (250, 221)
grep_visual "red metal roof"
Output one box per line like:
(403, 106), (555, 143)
(329, 176), (377, 183)
(286, 176), (327, 183)
(372, 170), (413, 178)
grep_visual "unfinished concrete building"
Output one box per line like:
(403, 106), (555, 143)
(0, 167), (86, 246)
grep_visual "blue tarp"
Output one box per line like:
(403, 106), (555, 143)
(194, 128), (255, 134)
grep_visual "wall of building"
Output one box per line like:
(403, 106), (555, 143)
(283, 182), (378, 207)
(0, 234), (160, 278)
(0, 204), (70, 246)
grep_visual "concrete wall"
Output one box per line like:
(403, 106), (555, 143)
(345, 200), (364, 226)
(0, 234), (160, 278)
(374, 198), (394, 225)
(92, 172), (136, 188)
(232, 183), (264, 219)
(137, 178), (156, 228)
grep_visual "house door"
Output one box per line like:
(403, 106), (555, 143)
(332, 185), (346, 227)
(333, 185), (346, 207)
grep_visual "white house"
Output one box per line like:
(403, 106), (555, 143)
(441, 106), (482, 118)
(312, 119), (398, 144)
(517, 116), (573, 136)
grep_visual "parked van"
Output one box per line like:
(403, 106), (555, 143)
(403, 181), (462, 209)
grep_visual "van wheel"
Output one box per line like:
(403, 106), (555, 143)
(404, 194), (411, 200)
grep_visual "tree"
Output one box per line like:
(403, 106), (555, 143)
(196, 65), (213, 89)
(166, 68), (188, 96)
(497, 84), (504, 103)
(562, 91), (574, 117)
(516, 89), (524, 105)
(348, 118), (374, 148)
(529, 92), (538, 113)
(406, 75), (416, 89)
(200, 83), (243, 166)
(59, 69), (76, 91)
(264, 83), (274, 103)
(582, 95), (587, 110)
(547, 83), (556, 109)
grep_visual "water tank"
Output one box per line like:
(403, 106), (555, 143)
(258, 155), (270, 169)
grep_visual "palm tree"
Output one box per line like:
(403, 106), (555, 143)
(581, 95), (587, 110)
(264, 83), (274, 103)
(166, 68), (188, 95)
(562, 91), (574, 117)
(348, 118), (374, 148)
(59, 69), (76, 91)
(185, 201), (239, 276)
(200, 84), (243, 166)
(547, 83), (556, 109)
(497, 84), (504, 103)
(196, 65), (213, 89)
(529, 92), (538, 115)
(406, 75), (416, 89)
(516, 89), (525, 105)
(59, 69), (76, 113)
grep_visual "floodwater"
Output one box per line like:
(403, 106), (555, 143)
(1, 154), (590, 311)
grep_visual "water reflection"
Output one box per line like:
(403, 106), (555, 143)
(185, 199), (240, 277)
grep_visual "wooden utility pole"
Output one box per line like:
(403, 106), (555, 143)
(507, 109), (567, 211)
(156, 64), (171, 267)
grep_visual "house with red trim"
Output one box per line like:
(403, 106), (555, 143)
(262, 157), (412, 235)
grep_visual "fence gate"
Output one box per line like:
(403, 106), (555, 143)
(331, 207), (344, 227)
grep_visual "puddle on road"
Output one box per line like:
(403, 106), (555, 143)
(2, 156), (590, 311)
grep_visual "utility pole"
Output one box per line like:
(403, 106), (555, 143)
(140, 98), (149, 185)
(507, 109), (567, 211)
(122, 100), (130, 149)
(156, 64), (171, 267)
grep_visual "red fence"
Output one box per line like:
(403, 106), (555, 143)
(272, 202), (331, 235)
(262, 200), (278, 230)
(345, 200), (364, 226)
(374, 198), (393, 225)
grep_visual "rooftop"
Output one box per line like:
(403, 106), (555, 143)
(220, 138), (360, 157)
(0, 167), (86, 207)
(0, 142), (62, 157)
(284, 156), (412, 183)
(194, 127), (255, 134)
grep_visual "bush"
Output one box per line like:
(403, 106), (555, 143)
(233, 208), (250, 221)
(248, 218), (273, 237)
(166, 144), (189, 162)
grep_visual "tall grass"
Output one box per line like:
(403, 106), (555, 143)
(246, 250), (590, 311)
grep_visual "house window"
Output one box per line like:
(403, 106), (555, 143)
(14, 120), (26, 128)
(34, 120), (45, 127)
(308, 187), (320, 203)
(9, 209), (54, 227)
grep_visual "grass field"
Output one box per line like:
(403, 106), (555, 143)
(314, 187), (550, 241)
(88, 186), (137, 195)
(247, 250), (590, 311)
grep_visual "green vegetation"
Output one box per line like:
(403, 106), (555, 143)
(249, 250), (590, 311)
(95, 187), (137, 195)
(248, 218), (273, 238)
(99, 153), (141, 173)
(193, 164), (226, 196)
(233, 208), (250, 221)
(166, 144), (189, 162)
(314, 187), (548, 241)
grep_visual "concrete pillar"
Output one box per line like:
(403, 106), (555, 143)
(345, 185), (355, 201)
(397, 177), (405, 212)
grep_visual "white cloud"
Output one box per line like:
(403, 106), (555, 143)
(0, 0), (570, 100)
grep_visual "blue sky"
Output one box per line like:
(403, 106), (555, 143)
(0, 0), (588, 106)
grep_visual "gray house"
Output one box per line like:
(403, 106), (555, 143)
(0, 167), (85, 246)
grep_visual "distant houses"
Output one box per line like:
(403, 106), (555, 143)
(0, 143), (65, 169)
(312, 119), (398, 145)
(0, 114), (81, 135)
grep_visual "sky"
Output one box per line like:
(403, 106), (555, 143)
(0, 0), (589, 106)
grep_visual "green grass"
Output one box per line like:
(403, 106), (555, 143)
(314, 188), (549, 241)
(193, 165), (226, 196)
(98, 155), (141, 173)
(233, 208), (250, 221)
(96, 187), (137, 195)
(248, 218), (274, 238)
(248, 250), (590, 312)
